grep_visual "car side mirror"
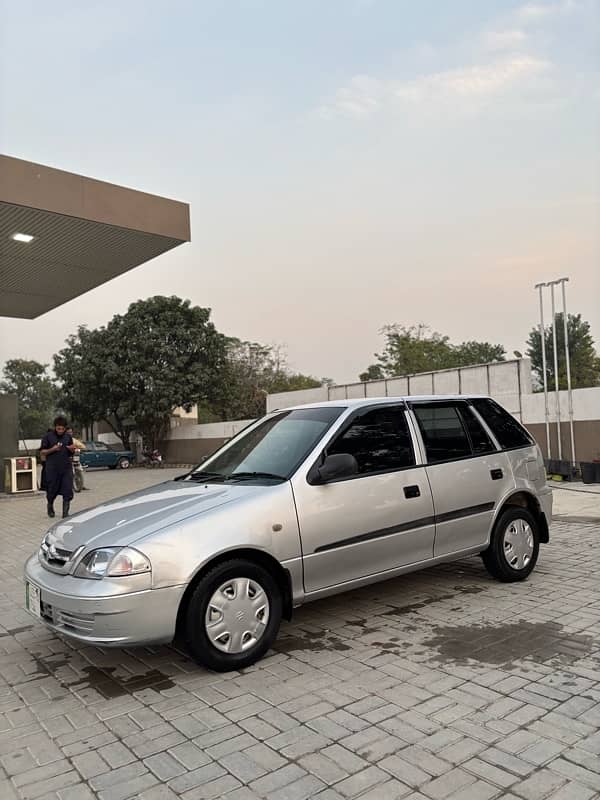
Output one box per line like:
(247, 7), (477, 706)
(309, 453), (358, 485)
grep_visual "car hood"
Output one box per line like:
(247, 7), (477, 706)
(47, 480), (261, 553)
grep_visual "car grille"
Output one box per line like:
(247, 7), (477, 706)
(53, 608), (95, 635)
(39, 599), (95, 636)
(39, 534), (81, 574)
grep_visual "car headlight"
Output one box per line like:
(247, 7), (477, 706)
(74, 547), (151, 580)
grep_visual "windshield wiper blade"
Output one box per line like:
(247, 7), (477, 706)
(225, 471), (287, 482)
(188, 471), (227, 482)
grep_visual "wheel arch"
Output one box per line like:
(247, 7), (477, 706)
(496, 491), (549, 543)
(175, 548), (294, 637)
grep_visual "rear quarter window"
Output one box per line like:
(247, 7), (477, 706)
(471, 399), (533, 450)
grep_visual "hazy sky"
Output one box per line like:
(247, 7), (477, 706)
(1, 0), (598, 384)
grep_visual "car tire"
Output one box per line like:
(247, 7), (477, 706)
(184, 559), (282, 672)
(482, 507), (540, 582)
(118, 458), (130, 469)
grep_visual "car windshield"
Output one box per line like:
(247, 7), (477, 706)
(187, 407), (343, 483)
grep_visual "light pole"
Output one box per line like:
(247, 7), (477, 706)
(549, 282), (562, 460)
(534, 283), (551, 459)
(550, 278), (576, 466)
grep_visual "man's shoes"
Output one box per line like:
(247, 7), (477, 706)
(62, 501), (70, 519)
(47, 503), (55, 519)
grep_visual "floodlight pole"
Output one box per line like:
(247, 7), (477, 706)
(534, 283), (551, 459)
(549, 281), (562, 460)
(555, 278), (576, 466)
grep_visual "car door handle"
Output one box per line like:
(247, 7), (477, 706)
(490, 469), (503, 480)
(404, 485), (421, 498)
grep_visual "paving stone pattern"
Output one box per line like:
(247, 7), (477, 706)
(0, 469), (599, 799)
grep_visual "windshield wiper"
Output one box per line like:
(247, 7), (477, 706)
(188, 471), (227, 482)
(225, 471), (287, 482)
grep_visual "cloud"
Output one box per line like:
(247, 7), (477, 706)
(400, 55), (550, 99)
(316, 0), (589, 120)
(518, 2), (557, 20)
(483, 29), (528, 51)
(517, 0), (582, 22)
(319, 55), (551, 118)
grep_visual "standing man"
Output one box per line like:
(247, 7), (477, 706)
(40, 416), (75, 518)
(66, 427), (88, 491)
(38, 428), (52, 491)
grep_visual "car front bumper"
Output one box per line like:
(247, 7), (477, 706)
(24, 555), (185, 646)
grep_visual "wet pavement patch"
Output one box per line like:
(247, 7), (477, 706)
(273, 632), (352, 654)
(28, 652), (175, 698)
(273, 585), (489, 656)
(379, 586), (485, 619)
(0, 625), (34, 638)
(71, 665), (176, 698)
(423, 619), (596, 667)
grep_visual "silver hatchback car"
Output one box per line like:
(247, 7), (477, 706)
(25, 395), (552, 671)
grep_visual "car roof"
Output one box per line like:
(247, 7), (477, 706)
(270, 394), (491, 412)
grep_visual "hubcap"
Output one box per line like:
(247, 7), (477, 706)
(205, 578), (269, 654)
(503, 518), (534, 570)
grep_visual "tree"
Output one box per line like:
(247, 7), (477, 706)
(269, 371), (324, 394)
(373, 324), (453, 376)
(453, 341), (506, 366)
(55, 297), (227, 449)
(526, 313), (600, 390)
(361, 324), (506, 379)
(359, 364), (385, 382)
(54, 325), (131, 444)
(0, 359), (58, 438)
(209, 340), (323, 420)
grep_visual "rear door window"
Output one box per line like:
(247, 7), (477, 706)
(412, 403), (471, 463)
(471, 399), (533, 450)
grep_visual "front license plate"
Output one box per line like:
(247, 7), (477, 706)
(25, 581), (41, 618)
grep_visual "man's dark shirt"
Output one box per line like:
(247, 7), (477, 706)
(41, 431), (74, 472)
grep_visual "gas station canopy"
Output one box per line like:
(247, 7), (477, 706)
(0, 155), (190, 319)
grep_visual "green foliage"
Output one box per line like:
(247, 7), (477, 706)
(209, 340), (322, 420)
(362, 324), (506, 379)
(0, 359), (58, 438)
(55, 296), (227, 448)
(54, 296), (324, 444)
(526, 313), (600, 390)
(452, 341), (507, 367)
(53, 326), (109, 431)
(359, 364), (385, 382)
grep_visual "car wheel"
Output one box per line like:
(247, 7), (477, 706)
(185, 559), (282, 671)
(118, 458), (130, 469)
(482, 507), (540, 582)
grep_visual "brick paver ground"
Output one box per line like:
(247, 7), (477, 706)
(0, 469), (598, 800)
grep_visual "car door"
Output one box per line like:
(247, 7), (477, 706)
(94, 442), (112, 467)
(82, 442), (96, 467)
(409, 400), (515, 557)
(291, 403), (435, 594)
